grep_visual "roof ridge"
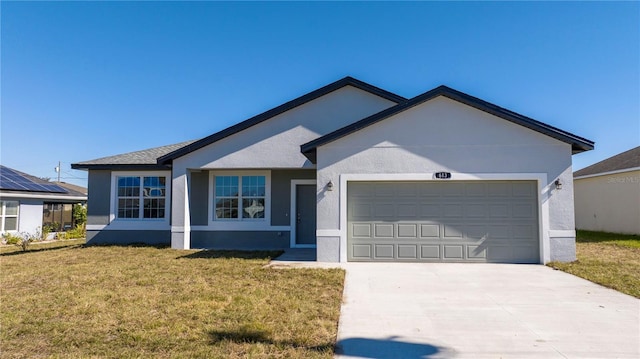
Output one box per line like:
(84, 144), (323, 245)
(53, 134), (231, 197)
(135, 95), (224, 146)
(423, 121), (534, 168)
(301, 85), (594, 163)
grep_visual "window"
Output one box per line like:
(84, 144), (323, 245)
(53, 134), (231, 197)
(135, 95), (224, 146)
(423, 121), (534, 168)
(0, 201), (19, 232)
(42, 203), (74, 231)
(214, 175), (266, 220)
(116, 175), (166, 219)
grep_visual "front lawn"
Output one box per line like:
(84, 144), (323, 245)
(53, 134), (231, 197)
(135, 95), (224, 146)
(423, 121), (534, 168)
(0, 245), (345, 358)
(548, 230), (640, 298)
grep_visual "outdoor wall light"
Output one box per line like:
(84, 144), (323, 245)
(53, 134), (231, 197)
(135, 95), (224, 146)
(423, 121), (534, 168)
(554, 179), (562, 190)
(327, 180), (334, 191)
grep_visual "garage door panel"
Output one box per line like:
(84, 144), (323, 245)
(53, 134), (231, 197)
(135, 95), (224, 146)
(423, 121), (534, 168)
(420, 224), (440, 238)
(444, 245), (464, 259)
(467, 245), (487, 259)
(347, 181), (539, 263)
(352, 223), (372, 238)
(420, 204), (441, 217)
(352, 244), (372, 259)
(465, 183), (487, 196)
(398, 245), (418, 259)
(465, 204), (487, 217)
(513, 204), (535, 218)
(443, 225), (463, 238)
(421, 245), (440, 258)
(374, 223), (394, 238)
(397, 224), (418, 238)
(351, 203), (372, 219)
(374, 204), (394, 218)
(397, 204), (418, 217)
(374, 244), (394, 258)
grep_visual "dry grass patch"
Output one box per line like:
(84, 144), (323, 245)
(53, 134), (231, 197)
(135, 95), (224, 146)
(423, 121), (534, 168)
(548, 230), (640, 298)
(1, 245), (345, 358)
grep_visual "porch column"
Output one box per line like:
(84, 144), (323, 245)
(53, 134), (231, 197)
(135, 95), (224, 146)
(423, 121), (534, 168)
(171, 169), (191, 249)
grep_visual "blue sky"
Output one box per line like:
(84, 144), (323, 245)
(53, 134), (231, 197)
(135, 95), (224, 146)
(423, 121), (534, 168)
(2, 1), (638, 187)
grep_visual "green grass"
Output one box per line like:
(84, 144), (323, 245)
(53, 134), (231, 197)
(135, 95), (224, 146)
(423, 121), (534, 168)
(0, 238), (86, 254)
(548, 230), (640, 298)
(1, 245), (345, 358)
(572, 229), (640, 248)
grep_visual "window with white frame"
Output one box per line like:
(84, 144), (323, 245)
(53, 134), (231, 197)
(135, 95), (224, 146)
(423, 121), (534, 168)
(214, 175), (266, 220)
(0, 200), (19, 232)
(115, 175), (167, 219)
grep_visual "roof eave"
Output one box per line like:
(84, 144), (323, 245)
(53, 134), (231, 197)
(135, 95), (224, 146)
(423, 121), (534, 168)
(300, 85), (595, 164)
(157, 76), (407, 165)
(70, 163), (171, 171)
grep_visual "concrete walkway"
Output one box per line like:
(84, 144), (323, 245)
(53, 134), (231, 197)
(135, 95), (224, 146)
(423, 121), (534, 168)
(335, 263), (640, 359)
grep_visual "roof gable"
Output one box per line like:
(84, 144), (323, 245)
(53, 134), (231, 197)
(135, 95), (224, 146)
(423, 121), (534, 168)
(574, 146), (640, 177)
(301, 85), (594, 163)
(156, 77), (407, 164)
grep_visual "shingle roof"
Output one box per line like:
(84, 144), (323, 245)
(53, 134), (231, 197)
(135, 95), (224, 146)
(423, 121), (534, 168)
(71, 140), (196, 170)
(53, 182), (88, 196)
(301, 85), (594, 163)
(574, 146), (640, 178)
(156, 76), (406, 164)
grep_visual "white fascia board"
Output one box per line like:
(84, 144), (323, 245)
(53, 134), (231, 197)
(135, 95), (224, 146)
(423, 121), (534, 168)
(574, 167), (640, 180)
(0, 192), (87, 201)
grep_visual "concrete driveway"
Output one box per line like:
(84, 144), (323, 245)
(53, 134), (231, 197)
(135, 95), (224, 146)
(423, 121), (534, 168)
(335, 263), (639, 359)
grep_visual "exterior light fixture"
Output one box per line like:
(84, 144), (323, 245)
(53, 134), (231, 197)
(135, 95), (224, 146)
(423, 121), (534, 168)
(554, 179), (562, 190)
(327, 181), (334, 191)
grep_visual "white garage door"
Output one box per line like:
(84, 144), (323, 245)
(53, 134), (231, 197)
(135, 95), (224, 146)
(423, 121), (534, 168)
(347, 181), (539, 263)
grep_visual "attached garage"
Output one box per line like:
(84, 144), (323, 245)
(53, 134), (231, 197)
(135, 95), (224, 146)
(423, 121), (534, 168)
(347, 181), (540, 263)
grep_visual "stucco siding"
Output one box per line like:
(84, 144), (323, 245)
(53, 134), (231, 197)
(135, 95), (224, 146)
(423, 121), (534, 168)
(574, 170), (640, 235)
(271, 169), (316, 226)
(17, 199), (43, 234)
(87, 170), (112, 225)
(191, 230), (290, 249)
(189, 171), (209, 226)
(87, 230), (171, 245)
(172, 86), (397, 171)
(316, 96), (576, 262)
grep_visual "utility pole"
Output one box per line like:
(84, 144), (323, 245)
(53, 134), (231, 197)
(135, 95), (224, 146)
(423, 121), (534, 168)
(55, 161), (61, 182)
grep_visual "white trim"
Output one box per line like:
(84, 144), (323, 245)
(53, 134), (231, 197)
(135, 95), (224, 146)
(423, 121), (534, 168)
(290, 179), (317, 248)
(574, 167), (640, 180)
(0, 200), (19, 233)
(316, 229), (340, 237)
(190, 225), (291, 231)
(86, 224), (107, 231)
(549, 230), (576, 238)
(0, 192), (87, 201)
(109, 171), (171, 230)
(338, 172), (549, 263)
(208, 170), (272, 230)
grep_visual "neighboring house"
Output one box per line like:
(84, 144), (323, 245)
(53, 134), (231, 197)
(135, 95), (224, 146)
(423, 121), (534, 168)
(573, 146), (640, 235)
(0, 165), (88, 235)
(72, 76), (594, 263)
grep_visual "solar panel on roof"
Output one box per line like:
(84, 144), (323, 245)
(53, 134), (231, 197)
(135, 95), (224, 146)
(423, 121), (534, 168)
(0, 166), (68, 193)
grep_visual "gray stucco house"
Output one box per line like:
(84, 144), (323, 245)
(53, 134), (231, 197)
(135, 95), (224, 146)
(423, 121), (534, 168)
(72, 77), (593, 263)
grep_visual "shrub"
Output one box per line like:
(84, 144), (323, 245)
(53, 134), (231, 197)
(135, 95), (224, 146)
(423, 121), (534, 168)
(73, 204), (87, 226)
(64, 224), (86, 239)
(2, 233), (21, 245)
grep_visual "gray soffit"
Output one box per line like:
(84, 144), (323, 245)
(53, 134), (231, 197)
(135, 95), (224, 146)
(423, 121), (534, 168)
(71, 140), (196, 170)
(301, 85), (595, 163)
(574, 146), (640, 177)
(155, 76), (407, 164)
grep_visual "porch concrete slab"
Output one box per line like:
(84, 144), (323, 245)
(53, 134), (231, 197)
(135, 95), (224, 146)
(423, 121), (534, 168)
(335, 263), (640, 359)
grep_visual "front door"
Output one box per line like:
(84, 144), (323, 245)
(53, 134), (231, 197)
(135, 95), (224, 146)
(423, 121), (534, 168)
(295, 184), (316, 246)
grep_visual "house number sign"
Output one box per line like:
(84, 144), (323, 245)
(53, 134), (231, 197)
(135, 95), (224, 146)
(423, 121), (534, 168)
(434, 172), (452, 179)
